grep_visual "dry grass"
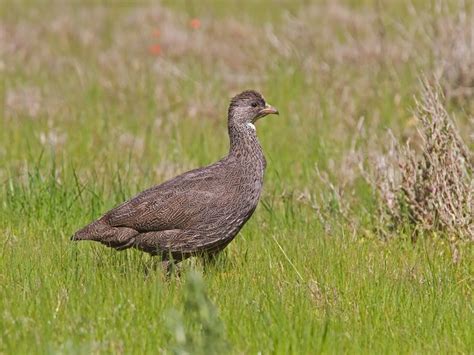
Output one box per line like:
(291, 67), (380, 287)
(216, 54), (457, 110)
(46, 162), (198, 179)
(431, 1), (474, 107)
(370, 79), (473, 243)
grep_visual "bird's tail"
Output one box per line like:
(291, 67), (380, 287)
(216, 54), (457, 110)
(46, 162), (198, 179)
(71, 219), (110, 241)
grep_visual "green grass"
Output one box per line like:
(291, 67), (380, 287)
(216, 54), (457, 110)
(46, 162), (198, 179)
(1, 1), (473, 354)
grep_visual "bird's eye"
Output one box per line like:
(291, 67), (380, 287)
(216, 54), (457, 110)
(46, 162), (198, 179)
(251, 102), (258, 108)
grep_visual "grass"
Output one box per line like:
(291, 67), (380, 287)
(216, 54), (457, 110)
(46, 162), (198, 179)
(1, 0), (473, 353)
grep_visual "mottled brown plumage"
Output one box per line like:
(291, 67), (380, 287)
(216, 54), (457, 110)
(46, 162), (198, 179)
(72, 90), (278, 266)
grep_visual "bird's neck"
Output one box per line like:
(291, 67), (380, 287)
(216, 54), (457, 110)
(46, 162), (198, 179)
(228, 123), (265, 163)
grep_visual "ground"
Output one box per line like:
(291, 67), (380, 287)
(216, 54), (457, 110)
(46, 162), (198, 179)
(1, 0), (473, 353)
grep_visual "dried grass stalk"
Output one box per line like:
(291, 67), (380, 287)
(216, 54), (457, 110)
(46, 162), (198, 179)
(374, 79), (473, 241)
(432, 1), (474, 105)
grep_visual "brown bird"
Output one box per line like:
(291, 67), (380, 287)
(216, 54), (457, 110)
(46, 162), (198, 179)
(72, 90), (278, 269)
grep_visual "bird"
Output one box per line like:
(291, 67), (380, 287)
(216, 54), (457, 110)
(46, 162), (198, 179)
(72, 90), (278, 270)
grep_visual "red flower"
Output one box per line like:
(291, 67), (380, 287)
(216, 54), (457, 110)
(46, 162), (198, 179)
(149, 44), (161, 55)
(190, 18), (201, 30)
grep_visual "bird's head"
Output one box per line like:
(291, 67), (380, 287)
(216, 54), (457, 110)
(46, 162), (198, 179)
(228, 90), (279, 130)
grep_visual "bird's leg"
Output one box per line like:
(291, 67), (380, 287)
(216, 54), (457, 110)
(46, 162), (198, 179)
(161, 260), (171, 274)
(161, 258), (182, 277)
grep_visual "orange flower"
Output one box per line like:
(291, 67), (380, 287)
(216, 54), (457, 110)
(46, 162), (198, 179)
(152, 29), (161, 38)
(190, 18), (201, 30)
(148, 44), (161, 55)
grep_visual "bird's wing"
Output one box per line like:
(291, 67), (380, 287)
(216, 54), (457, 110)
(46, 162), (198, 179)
(104, 166), (229, 232)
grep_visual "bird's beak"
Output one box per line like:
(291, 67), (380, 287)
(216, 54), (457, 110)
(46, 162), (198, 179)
(257, 103), (279, 118)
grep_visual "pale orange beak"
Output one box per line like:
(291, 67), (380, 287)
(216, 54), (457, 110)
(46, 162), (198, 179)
(257, 103), (279, 118)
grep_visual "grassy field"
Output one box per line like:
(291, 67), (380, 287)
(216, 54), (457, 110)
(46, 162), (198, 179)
(1, 0), (473, 354)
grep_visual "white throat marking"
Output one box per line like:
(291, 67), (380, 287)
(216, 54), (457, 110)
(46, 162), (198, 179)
(246, 123), (256, 131)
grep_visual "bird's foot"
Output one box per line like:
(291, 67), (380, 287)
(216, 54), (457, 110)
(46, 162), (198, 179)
(161, 259), (182, 277)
